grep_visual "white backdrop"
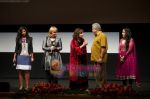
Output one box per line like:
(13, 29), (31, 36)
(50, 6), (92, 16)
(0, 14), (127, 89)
(0, 32), (119, 53)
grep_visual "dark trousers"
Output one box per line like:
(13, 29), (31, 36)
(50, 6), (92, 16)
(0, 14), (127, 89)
(94, 62), (107, 88)
(69, 77), (88, 90)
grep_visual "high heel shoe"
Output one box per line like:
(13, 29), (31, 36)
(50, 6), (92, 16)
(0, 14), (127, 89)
(24, 87), (30, 94)
(25, 87), (29, 91)
(19, 86), (23, 91)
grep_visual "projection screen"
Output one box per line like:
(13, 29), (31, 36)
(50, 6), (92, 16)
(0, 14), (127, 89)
(0, 32), (119, 53)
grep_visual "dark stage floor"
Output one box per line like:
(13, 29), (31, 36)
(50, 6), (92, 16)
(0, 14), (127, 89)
(0, 78), (150, 96)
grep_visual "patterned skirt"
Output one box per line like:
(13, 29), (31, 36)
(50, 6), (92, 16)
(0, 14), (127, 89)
(116, 51), (138, 80)
(44, 52), (62, 70)
(16, 55), (31, 70)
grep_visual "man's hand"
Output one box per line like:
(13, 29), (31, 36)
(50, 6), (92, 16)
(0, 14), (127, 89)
(97, 57), (103, 63)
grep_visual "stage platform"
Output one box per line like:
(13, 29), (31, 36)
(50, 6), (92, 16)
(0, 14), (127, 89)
(0, 92), (150, 99)
(0, 79), (150, 99)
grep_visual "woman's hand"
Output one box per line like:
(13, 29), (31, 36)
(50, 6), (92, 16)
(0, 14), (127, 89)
(50, 46), (56, 50)
(13, 57), (16, 63)
(31, 57), (34, 62)
(13, 53), (16, 63)
(83, 40), (88, 46)
(30, 53), (34, 62)
(80, 40), (88, 48)
(120, 56), (124, 62)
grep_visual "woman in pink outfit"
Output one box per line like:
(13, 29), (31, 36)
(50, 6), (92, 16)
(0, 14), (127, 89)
(116, 28), (140, 87)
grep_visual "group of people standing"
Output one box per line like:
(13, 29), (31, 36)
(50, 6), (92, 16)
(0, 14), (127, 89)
(12, 23), (140, 91)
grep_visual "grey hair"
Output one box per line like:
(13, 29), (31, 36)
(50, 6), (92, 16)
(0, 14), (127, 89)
(92, 23), (101, 30)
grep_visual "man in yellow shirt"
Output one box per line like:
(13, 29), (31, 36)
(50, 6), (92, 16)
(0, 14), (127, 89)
(91, 23), (108, 88)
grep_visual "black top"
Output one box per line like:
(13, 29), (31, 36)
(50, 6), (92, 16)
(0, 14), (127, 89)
(15, 37), (33, 55)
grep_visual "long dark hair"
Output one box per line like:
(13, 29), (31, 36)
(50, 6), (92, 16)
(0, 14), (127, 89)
(123, 28), (132, 50)
(16, 26), (29, 42)
(73, 28), (84, 45)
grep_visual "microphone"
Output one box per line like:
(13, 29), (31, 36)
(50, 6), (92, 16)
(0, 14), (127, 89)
(13, 63), (16, 67)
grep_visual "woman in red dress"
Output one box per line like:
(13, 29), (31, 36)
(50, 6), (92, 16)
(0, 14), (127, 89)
(116, 28), (141, 87)
(69, 28), (88, 90)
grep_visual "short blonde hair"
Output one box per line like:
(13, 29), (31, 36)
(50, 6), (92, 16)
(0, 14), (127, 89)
(48, 26), (58, 36)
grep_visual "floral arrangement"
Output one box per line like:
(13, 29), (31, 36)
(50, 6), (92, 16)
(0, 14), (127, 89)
(31, 82), (67, 95)
(31, 82), (136, 96)
(90, 83), (136, 96)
